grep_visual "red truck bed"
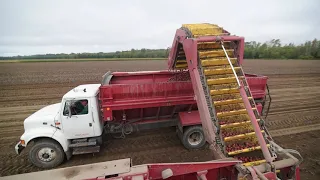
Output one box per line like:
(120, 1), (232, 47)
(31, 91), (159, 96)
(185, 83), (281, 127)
(99, 71), (267, 123)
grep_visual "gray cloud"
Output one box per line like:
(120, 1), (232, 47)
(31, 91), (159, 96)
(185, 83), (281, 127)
(0, 0), (319, 56)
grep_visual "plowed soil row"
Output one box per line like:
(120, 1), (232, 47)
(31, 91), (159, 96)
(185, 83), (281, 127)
(0, 60), (319, 179)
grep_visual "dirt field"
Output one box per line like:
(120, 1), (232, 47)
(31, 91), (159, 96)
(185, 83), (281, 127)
(0, 60), (319, 179)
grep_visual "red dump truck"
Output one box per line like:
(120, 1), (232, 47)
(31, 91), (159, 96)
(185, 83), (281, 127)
(100, 71), (269, 149)
(14, 70), (268, 169)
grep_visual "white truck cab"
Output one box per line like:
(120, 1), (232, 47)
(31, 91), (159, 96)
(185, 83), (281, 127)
(15, 84), (104, 168)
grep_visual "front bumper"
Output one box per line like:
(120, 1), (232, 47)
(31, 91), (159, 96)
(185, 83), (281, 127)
(15, 142), (25, 155)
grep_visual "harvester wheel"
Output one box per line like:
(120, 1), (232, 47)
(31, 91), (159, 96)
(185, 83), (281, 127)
(182, 126), (205, 149)
(29, 139), (65, 169)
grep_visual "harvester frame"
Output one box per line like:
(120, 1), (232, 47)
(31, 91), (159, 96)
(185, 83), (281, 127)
(166, 24), (302, 179)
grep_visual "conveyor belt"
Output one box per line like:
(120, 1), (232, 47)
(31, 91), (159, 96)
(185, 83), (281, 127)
(172, 24), (276, 166)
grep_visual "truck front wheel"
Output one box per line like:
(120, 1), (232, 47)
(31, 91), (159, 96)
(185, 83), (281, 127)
(182, 126), (206, 149)
(29, 139), (65, 168)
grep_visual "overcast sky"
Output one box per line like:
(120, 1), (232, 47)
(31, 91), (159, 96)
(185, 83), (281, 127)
(0, 0), (319, 56)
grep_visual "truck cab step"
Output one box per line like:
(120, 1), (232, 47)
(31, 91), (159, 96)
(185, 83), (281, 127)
(69, 140), (97, 148)
(72, 145), (100, 155)
(71, 138), (88, 143)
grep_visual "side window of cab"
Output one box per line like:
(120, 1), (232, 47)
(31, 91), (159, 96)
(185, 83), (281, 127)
(63, 99), (89, 116)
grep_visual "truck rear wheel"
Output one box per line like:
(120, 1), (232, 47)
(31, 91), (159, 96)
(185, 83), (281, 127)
(182, 126), (205, 149)
(29, 139), (65, 169)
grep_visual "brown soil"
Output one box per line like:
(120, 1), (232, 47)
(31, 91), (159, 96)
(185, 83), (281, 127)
(0, 60), (319, 179)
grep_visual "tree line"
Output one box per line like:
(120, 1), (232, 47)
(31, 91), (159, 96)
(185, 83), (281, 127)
(244, 39), (320, 59)
(1, 39), (319, 60)
(0, 49), (169, 60)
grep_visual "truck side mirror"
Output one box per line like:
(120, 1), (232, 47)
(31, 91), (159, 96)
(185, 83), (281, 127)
(68, 105), (72, 118)
(64, 101), (73, 118)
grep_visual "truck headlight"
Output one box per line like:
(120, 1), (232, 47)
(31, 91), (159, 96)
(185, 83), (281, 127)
(20, 140), (25, 146)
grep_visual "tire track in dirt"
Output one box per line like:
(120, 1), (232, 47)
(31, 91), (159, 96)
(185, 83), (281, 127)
(0, 97), (61, 107)
(270, 87), (320, 98)
(270, 94), (320, 103)
(0, 150), (39, 176)
(269, 102), (320, 115)
(0, 83), (78, 90)
(269, 82), (320, 89)
(0, 95), (62, 102)
(0, 105), (45, 114)
(0, 113), (31, 122)
(0, 121), (23, 129)
(266, 109), (320, 130)
(270, 124), (320, 137)
(0, 127), (23, 138)
(0, 99), (60, 108)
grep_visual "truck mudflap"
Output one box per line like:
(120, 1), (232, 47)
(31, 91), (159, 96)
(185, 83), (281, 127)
(14, 141), (25, 155)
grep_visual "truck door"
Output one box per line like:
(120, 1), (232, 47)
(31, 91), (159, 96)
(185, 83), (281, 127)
(61, 99), (95, 139)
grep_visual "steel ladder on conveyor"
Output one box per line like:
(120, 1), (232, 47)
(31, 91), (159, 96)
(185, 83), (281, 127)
(174, 24), (276, 167)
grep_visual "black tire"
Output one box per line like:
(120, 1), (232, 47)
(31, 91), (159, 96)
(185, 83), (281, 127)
(182, 126), (206, 149)
(28, 139), (65, 169)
